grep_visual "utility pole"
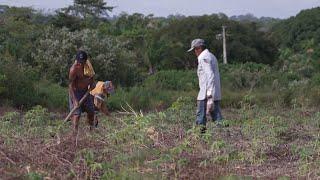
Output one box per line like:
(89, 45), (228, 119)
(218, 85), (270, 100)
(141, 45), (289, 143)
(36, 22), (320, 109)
(216, 26), (229, 64)
(222, 26), (227, 64)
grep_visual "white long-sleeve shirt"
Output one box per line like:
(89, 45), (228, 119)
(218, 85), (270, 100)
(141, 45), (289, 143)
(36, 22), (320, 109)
(197, 49), (221, 101)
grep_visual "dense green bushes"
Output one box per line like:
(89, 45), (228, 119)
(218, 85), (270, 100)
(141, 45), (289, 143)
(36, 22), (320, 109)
(0, 59), (67, 109)
(107, 87), (178, 111)
(107, 54), (320, 111)
(0, 5), (319, 111)
(144, 70), (197, 91)
(33, 27), (124, 86)
(0, 72), (7, 96)
(1, 55), (319, 112)
(34, 80), (68, 110)
(271, 7), (320, 52)
(220, 62), (272, 89)
(107, 70), (198, 111)
(0, 60), (40, 107)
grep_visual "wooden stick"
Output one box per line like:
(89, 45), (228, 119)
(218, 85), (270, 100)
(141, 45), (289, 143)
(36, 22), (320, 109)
(0, 150), (16, 165)
(64, 91), (90, 122)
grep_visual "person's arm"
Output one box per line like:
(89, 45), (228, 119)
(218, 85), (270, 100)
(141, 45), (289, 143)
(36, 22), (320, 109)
(88, 76), (96, 91)
(100, 103), (110, 116)
(201, 56), (215, 98)
(69, 66), (79, 107)
(94, 96), (110, 116)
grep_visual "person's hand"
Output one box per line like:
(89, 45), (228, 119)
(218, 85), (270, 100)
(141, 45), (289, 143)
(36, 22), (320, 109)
(74, 100), (80, 108)
(206, 97), (213, 115)
(206, 89), (213, 98)
(89, 82), (96, 91)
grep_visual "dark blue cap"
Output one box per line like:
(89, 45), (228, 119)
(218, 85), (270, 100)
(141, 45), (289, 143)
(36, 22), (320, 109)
(76, 50), (88, 63)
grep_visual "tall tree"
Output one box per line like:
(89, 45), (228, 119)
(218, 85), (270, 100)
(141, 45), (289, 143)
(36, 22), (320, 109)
(63, 0), (114, 19)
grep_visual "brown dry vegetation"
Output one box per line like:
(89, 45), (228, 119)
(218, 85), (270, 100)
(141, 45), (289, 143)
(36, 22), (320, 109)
(0, 102), (320, 179)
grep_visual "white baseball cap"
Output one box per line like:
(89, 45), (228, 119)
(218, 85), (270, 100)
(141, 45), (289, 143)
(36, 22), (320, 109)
(187, 39), (205, 52)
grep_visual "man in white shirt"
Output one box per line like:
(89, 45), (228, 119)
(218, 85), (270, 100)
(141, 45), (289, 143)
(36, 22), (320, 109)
(187, 39), (223, 132)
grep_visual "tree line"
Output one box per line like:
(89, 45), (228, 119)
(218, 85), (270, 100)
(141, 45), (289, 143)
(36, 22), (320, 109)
(0, 1), (319, 108)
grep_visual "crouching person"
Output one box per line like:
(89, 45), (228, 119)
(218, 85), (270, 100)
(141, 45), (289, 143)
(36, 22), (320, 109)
(90, 81), (115, 127)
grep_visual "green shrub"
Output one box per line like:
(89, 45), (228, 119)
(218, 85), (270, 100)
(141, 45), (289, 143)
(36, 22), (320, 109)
(24, 105), (50, 127)
(107, 86), (181, 111)
(106, 87), (126, 110)
(298, 65), (314, 78)
(0, 111), (21, 123)
(34, 80), (68, 110)
(310, 73), (320, 86)
(221, 63), (272, 90)
(108, 71), (198, 111)
(221, 89), (244, 108)
(0, 73), (7, 95)
(307, 85), (320, 106)
(0, 58), (68, 109)
(144, 70), (197, 91)
(26, 172), (43, 180)
(170, 96), (194, 111)
(33, 27), (126, 86)
(0, 60), (40, 108)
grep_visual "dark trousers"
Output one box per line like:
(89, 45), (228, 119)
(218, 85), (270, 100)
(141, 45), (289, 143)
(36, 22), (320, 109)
(196, 100), (223, 126)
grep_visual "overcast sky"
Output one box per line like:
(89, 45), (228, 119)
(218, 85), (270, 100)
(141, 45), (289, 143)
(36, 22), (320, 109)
(0, 0), (319, 18)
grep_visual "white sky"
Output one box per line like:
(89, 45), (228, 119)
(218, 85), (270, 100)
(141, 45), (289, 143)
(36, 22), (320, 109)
(0, 0), (319, 18)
